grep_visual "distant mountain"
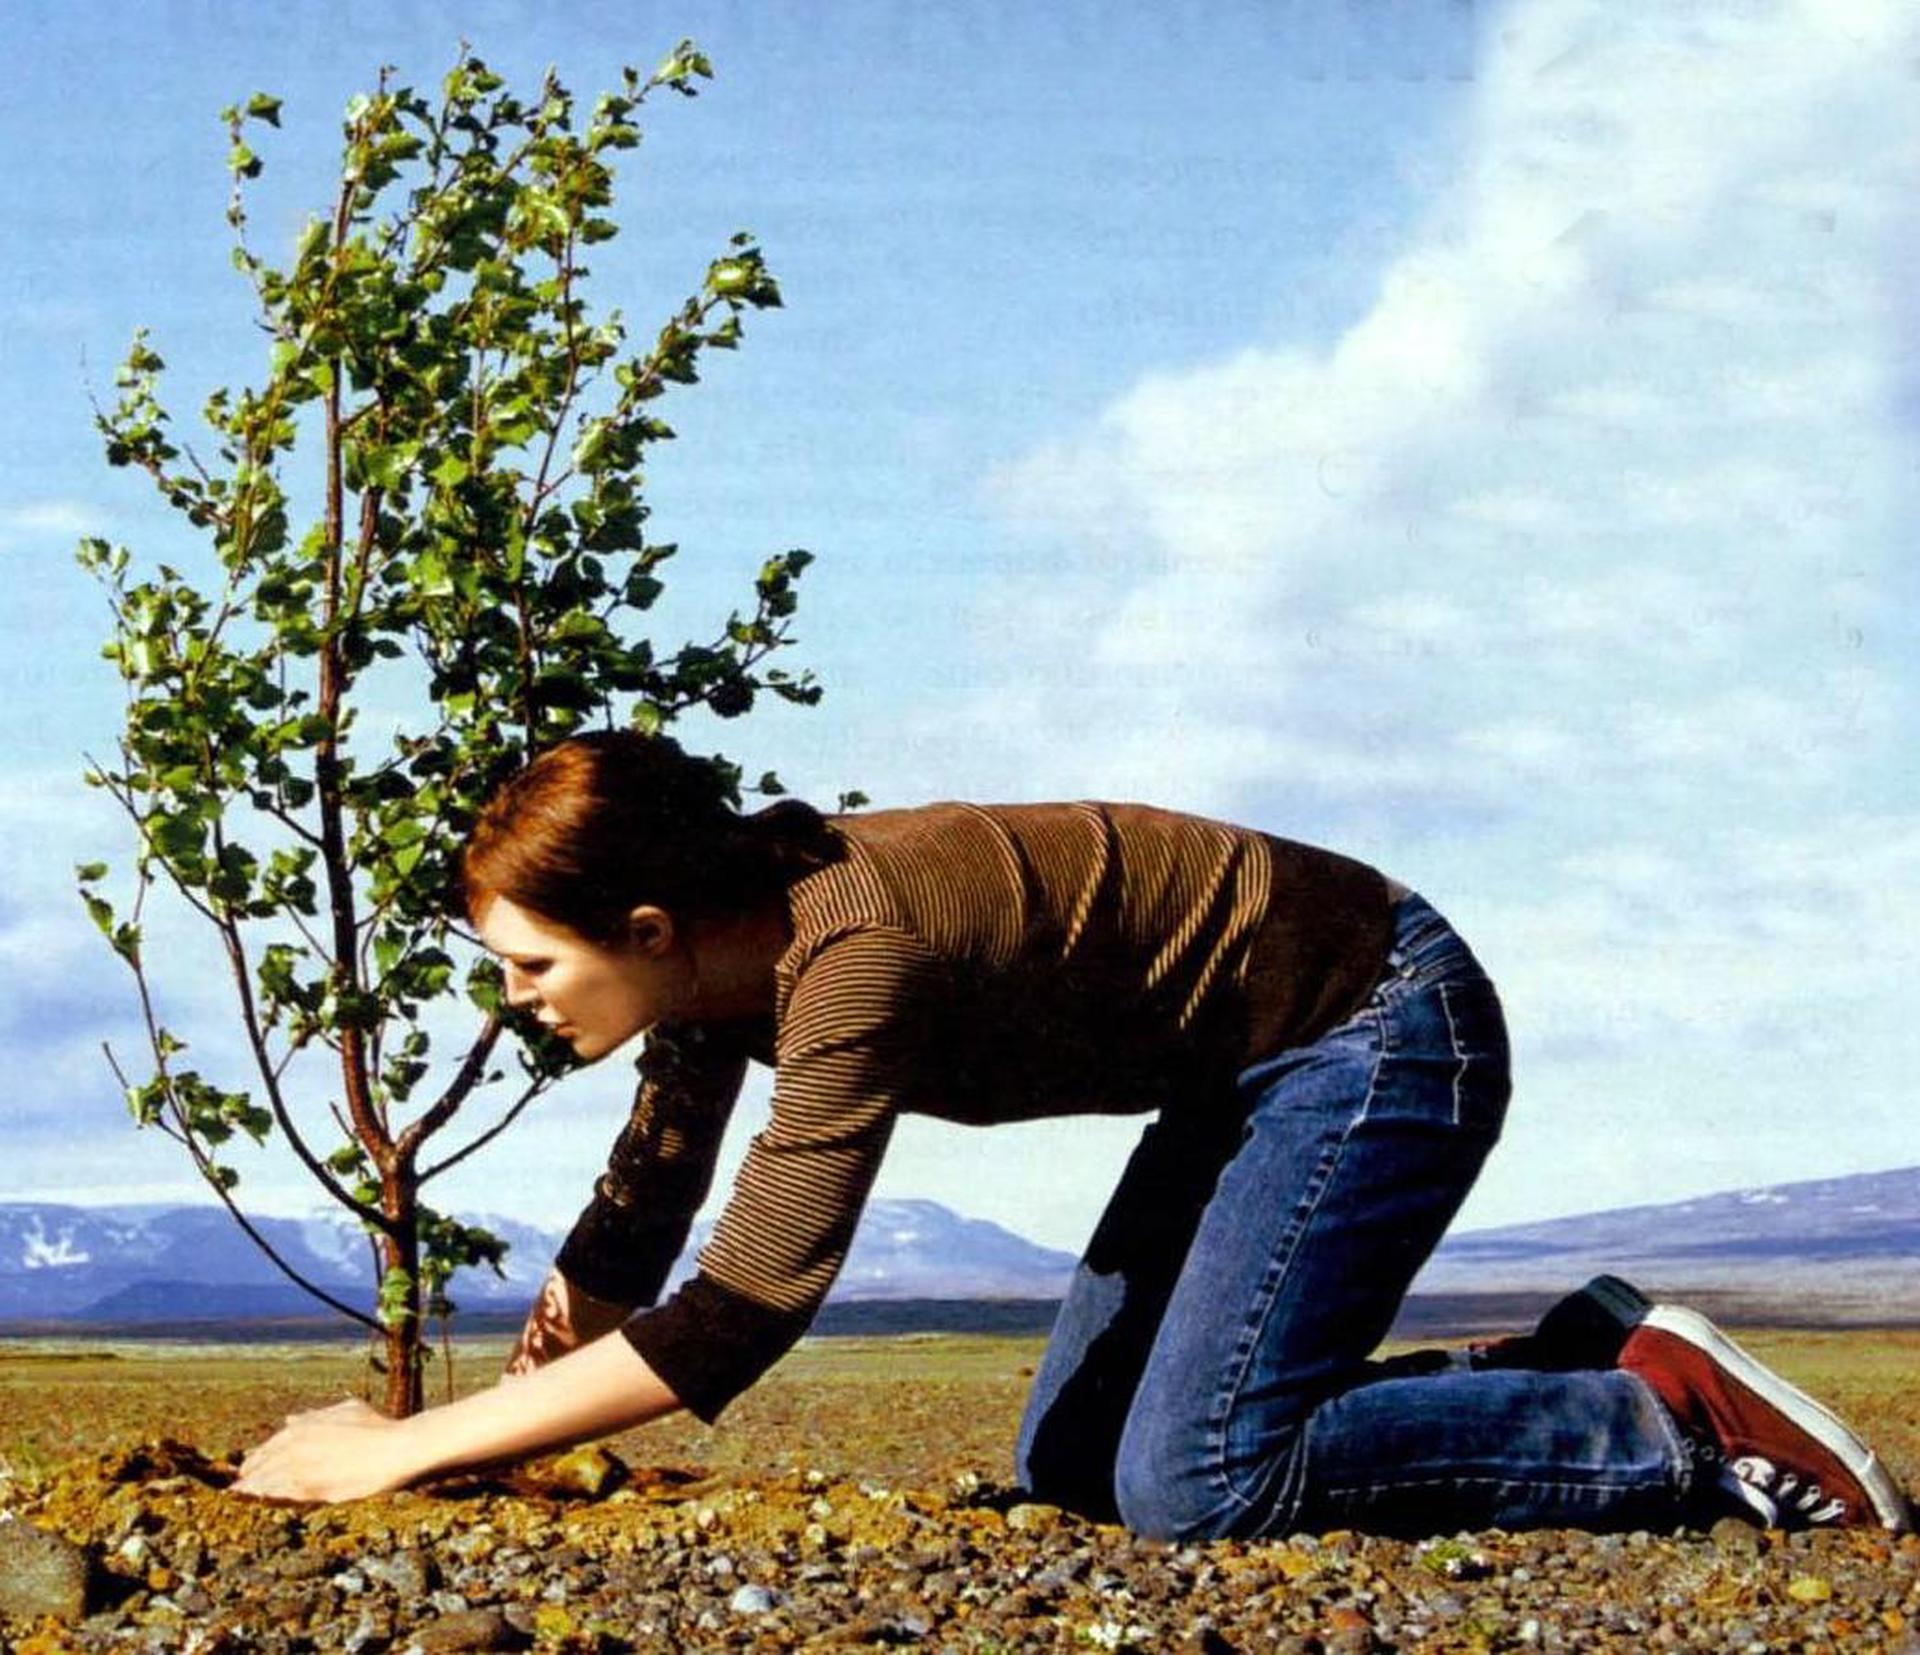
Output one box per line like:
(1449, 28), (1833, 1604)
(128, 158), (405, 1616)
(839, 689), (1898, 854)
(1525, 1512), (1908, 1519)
(3, 1165), (1914, 1331)
(0, 1197), (1077, 1327)
(1414, 1164), (1920, 1321)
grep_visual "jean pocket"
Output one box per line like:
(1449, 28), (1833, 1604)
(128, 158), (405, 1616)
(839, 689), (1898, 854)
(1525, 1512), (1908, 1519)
(1438, 976), (1512, 1134)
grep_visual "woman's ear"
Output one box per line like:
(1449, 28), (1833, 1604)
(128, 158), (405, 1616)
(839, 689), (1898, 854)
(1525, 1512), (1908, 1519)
(625, 905), (676, 957)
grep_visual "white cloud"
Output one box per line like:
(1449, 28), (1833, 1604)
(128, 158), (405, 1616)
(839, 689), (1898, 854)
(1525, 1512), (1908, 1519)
(951, 0), (1915, 822)
(9, 0), (1916, 1240)
(861, 0), (1920, 1221)
(0, 500), (105, 547)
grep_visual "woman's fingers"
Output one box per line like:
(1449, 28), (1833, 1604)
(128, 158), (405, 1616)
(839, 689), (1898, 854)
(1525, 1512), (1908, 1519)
(231, 1395), (418, 1503)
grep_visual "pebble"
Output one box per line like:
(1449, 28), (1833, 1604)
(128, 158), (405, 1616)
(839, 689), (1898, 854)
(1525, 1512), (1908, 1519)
(363, 1548), (436, 1596)
(405, 1605), (528, 1652)
(729, 1581), (784, 1614)
(3, 1439), (1915, 1654)
(0, 1514), (94, 1621)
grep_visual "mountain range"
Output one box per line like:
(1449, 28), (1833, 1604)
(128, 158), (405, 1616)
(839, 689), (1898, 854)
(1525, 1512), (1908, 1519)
(0, 1164), (1914, 1331)
(0, 1197), (1078, 1327)
(1410, 1163), (1920, 1323)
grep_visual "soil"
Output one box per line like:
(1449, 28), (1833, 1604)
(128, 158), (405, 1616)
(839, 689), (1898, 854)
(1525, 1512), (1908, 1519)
(1, 1330), (1916, 1653)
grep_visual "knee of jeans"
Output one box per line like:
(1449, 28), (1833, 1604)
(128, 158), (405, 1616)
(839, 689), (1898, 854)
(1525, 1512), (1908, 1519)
(1112, 1411), (1276, 1542)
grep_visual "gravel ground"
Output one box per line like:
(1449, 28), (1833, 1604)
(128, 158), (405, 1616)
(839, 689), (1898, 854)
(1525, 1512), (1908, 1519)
(3, 1439), (1917, 1654)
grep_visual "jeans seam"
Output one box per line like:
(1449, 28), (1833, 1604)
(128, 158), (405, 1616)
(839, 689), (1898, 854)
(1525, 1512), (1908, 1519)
(1208, 1022), (1385, 1514)
(1314, 1471), (1669, 1501)
(1623, 1368), (1696, 1500)
(1438, 982), (1466, 1128)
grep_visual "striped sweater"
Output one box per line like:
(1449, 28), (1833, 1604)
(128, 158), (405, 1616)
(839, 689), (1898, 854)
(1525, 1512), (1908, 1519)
(554, 800), (1395, 1420)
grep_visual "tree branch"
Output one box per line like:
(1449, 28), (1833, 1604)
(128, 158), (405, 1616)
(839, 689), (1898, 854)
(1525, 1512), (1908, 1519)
(102, 1037), (378, 1334)
(420, 1070), (544, 1183)
(397, 1015), (504, 1163)
(212, 894), (380, 1226)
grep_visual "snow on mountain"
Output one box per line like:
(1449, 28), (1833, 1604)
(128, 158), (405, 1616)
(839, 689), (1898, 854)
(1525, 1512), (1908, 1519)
(1415, 1164), (1920, 1316)
(0, 1196), (1076, 1324)
(4, 1165), (1913, 1328)
(19, 1213), (90, 1269)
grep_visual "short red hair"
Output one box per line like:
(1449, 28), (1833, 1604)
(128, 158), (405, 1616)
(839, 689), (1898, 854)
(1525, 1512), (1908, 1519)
(462, 732), (837, 940)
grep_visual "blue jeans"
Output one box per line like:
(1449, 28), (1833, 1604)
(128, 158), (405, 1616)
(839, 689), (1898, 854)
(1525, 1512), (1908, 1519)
(1015, 892), (1691, 1538)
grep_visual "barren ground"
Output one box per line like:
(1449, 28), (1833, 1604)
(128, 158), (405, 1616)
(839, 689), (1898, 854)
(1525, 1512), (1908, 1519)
(1, 1329), (1916, 1653)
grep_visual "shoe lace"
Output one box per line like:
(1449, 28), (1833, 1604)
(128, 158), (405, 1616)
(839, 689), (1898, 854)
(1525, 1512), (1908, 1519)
(1726, 1454), (1848, 1527)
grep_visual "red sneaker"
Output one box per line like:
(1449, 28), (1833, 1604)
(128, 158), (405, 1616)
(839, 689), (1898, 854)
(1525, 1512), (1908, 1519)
(1620, 1304), (1912, 1532)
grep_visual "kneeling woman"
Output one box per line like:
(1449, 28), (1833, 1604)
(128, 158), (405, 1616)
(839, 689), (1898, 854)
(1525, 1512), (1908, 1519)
(237, 733), (1911, 1536)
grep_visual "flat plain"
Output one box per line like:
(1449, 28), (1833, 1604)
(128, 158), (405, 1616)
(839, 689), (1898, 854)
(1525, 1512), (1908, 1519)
(1, 1328), (1916, 1652)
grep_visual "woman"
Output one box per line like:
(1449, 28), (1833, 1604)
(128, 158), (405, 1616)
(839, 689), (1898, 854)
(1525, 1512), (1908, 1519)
(237, 733), (1911, 1536)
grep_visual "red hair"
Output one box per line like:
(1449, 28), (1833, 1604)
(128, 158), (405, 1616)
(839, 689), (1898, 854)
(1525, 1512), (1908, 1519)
(462, 732), (838, 941)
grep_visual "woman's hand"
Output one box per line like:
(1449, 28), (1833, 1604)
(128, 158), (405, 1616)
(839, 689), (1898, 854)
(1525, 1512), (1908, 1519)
(234, 1333), (683, 1503)
(233, 1398), (426, 1503)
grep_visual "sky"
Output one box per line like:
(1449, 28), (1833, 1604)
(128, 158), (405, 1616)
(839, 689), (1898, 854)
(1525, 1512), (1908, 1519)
(2, 0), (1914, 1253)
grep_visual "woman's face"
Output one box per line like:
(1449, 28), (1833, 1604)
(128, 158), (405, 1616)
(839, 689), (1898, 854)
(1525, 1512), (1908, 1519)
(474, 894), (687, 1061)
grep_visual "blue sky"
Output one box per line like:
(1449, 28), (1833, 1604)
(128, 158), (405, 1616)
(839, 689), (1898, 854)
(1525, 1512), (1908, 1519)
(2, 0), (1914, 1251)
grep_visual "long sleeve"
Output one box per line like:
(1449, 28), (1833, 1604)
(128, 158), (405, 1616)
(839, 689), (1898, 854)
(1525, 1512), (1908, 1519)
(617, 927), (940, 1421)
(552, 1020), (747, 1308)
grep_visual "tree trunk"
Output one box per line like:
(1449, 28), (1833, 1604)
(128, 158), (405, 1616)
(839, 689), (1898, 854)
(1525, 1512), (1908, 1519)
(381, 1177), (424, 1418)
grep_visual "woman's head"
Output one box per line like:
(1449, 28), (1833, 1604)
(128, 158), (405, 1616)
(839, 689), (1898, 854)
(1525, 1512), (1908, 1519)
(462, 732), (839, 1058)
(461, 730), (836, 945)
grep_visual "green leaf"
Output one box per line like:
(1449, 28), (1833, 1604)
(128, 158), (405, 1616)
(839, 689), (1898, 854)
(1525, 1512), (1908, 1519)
(83, 42), (829, 1394)
(327, 1143), (366, 1174)
(378, 1266), (417, 1328)
(83, 891), (116, 937)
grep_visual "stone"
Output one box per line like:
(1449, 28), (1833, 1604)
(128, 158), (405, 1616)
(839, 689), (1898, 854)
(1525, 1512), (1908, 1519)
(276, 1548), (332, 1580)
(0, 1516), (93, 1621)
(405, 1607), (530, 1652)
(730, 1582), (783, 1614)
(364, 1549), (436, 1597)
(514, 1445), (628, 1500)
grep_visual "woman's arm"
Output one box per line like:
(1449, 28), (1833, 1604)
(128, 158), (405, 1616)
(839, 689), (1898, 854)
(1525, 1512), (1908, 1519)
(504, 1267), (634, 1376)
(233, 1328), (680, 1502)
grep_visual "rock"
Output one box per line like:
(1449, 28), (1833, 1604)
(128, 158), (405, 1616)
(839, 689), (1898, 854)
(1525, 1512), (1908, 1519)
(0, 1516), (94, 1621)
(276, 1548), (332, 1580)
(730, 1582), (784, 1614)
(344, 1606), (395, 1654)
(1005, 1502), (1062, 1534)
(512, 1445), (629, 1500)
(364, 1549), (436, 1596)
(405, 1606), (530, 1652)
(1787, 1574), (1834, 1604)
(531, 1605), (578, 1641)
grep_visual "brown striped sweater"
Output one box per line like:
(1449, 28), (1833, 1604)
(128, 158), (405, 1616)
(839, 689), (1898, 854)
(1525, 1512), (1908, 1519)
(554, 801), (1395, 1421)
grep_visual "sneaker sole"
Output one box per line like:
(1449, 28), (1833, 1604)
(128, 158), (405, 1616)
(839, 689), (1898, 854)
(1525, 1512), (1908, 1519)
(1641, 1304), (1914, 1533)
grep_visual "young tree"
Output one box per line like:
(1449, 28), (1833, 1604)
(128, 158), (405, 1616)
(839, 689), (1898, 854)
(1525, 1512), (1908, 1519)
(77, 43), (830, 1416)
